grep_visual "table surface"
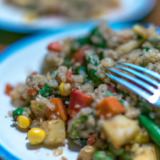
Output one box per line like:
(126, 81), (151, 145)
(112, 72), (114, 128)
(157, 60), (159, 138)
(0, 0), (160, 51)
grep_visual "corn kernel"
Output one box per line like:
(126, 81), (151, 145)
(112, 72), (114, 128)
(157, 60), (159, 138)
(133, 25), (148, 39)
(17, 115), (30, 129)
(59, 82), (71, 96)
(27, 128), (46, 145)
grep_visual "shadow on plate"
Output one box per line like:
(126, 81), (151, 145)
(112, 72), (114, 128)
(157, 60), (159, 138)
(25, 138), (81, 152)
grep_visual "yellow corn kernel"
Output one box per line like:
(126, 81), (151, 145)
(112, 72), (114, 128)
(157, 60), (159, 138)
(17, 115), (30, 129)
(59, 82), (71, 96)
(133, 25), (148, 39)
(27, 128), (46, 145)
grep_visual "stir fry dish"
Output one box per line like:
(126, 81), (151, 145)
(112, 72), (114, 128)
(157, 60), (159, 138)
(4, 0), (119, 19)
(5, 24), (160, 160)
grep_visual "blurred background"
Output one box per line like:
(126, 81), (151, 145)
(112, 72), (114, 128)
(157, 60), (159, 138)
(0, 0), (159, 52)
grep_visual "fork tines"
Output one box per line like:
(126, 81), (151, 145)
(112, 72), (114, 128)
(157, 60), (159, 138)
(106, 62), (160, 101)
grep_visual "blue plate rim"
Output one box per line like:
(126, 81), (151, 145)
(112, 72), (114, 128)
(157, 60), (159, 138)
(0, 22), (159, 160)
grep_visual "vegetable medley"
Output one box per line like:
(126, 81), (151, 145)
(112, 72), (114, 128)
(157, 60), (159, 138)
(5, 24), (160, 160)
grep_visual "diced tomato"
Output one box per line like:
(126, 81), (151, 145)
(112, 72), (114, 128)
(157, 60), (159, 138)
(73, 47), (89, 65)
(68, 89), (93, 118)
(4, 84), (13, 96)
(32, 72), (37, 75)
(47, 42), (61, 52)
(107, 85), (116, 93)
(66, 68), (73, 84)
(27, 89), (37, 96)
(38, 85), (42, 89)
(87, 135), (97, 145)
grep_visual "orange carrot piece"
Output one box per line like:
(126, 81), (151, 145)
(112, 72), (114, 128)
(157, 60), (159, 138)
(47, 42), (61, 52)
(96, 97), (124, 118)
(27, 89), (37, 96)
(50, 98), (67, 121)
(66, 68), (73, 84)
(4, 84), (13, 96)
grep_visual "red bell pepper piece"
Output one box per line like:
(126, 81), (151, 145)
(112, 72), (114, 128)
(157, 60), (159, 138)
(87, 135), (97, 145)
(73, 47), (89, 65)
(68, 89), (93, 117)
(47, 42), (61, 52)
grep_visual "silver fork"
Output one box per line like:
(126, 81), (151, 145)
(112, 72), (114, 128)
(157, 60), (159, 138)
(106, 62), (160, 107)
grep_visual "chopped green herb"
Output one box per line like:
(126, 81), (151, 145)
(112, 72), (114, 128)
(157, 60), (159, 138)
(142, 47), (150, 51)
(64, 58), (71, 69)
(119, 100), (124, 104)
(77, 66), (87, 75)
(69, 115), (88, 139)
(71, 36), (90, 54)
(99, 51), (104, 60)
(25, 102), (30, 108)
(79, 138), (87, 147)
(90, 27), (106, 48)
(82, 77), (92, 84)
(115, 89), (128, 98)
(137, 34), (143, 40)
(38, 83), (53, 97)
(88, 69), (101, 87)
(137, 98), (150, 117)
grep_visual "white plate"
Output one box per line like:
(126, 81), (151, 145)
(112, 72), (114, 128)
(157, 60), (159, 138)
(0, 0), (157, 33)
(0, 23), (159, 160)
